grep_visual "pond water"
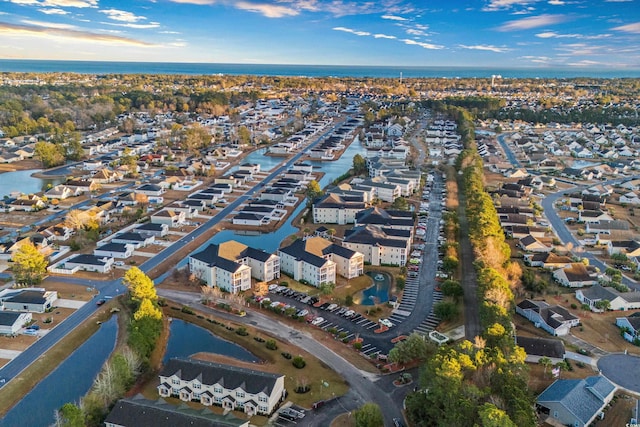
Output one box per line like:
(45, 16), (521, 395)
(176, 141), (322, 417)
(163, 318), (258, 364)
(227, 148), (287, 174)
(0, 169), (65, 199)
(354, 271), (391, 306)
(0, 316), (118, 427)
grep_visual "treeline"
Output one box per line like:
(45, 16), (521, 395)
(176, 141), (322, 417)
(56, 268), (163, 427)
(481, 105), (640, 127)
(404, 108), (535, 427)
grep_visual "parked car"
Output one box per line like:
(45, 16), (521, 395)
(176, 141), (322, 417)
(311, 317), (324, 326)
(96, 298), (106, 306)
(380, 318), (394, 328)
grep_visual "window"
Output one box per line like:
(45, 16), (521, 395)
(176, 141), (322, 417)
(259, 395), (268, 402)
(214, 396), (222, 403)
(214, 386), (223, 394)
(259, 405), (268, 413)
(193, 383), (201, 389)
(236, 391), (245, 398)
(172, 378), (180, 385)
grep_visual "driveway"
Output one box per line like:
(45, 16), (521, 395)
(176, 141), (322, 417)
(597, 353), (640, 393)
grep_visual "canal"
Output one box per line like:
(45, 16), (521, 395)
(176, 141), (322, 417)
(0, 169), (65, 199)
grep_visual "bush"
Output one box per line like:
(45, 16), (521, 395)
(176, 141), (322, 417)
(254, 336), (265, 343)
(292, 355), (306, 369)
(345, 295), (353, 306)
(570, 303), (577, 309)
(236, 327), (248, 336)
(295, 385), (310, 393)
(280, 281), (289, 287)
(281, 352), (292, 359)
(181, 306), (195, 315)
(266, 339), (278, 350)
(353, 341), (363, 351)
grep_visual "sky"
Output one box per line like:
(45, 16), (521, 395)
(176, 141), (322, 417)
(0, 0), (639, 68)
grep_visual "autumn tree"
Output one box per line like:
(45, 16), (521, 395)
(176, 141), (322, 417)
(305, 180), (323, 205)
(352, 154), (367, 175)
(238, 126), (252, 145)
(35, 141), (65, 168)
(12, 240), (48, 285)
(134, 298), (162, 320)
(123, 267), (157, 303)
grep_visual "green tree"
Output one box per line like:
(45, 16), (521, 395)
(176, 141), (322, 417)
(539, 357), (552, 376)
(391, 197), (409, 211)
(123, 267), (157, 303)
(388, 332), (432, 364)
(352, 154), (367, 175)
(319, 282), (335, 296)
(238, 125), (252, 145)
(594, 299), (611, 311)
(57, 402), (84, 427)
(12, 240), (48, 285)
(354, 402), (384, 427)
(441, 279), (463, 300)
(434, 301), (458, 321)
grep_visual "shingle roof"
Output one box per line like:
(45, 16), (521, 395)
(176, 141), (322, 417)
(343, 225), (409, 248)
(95, 242), (129, 253)
(105, 396), (248, 427)
(160, 357), (282, 396)
(516, 336), (565, 359)
(190, 244), (244, 273)
(537, 376), (615, 425)
(68, 254), (109, 266)
(0, 311), (23, 326)
(279, 239), (329, 268)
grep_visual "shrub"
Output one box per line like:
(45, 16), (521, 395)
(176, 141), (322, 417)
(345, 295), (354, 306)
(181, 306), (195, 315)
(353, 342), (363, 351)
(280, 281), (289, 287)
(295, 385), (310, 393)
(266, 339), (278, 350)
(292, 355), (306, 369)
(236, 327), (248, 336)
(281, 352), (292, 359)
(570, 303), (577, 309)
(254, 336), (265, 343)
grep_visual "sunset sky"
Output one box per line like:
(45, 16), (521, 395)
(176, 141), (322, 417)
(1, 0), (639, 68)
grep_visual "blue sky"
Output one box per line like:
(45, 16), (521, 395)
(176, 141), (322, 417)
(0, 0), (639, 68)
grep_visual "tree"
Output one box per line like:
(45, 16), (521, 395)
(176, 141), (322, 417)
(434, 301), (458, 321)
(352, 154), (367, 175)
(305, 180), (323, 205)
(238, 126), (252, 145)
(319, 282), (335, 296)
(441, 279), (463, 299)
(35, 141), (65, 168)
(123, 267), (157, 303)
(391, 197), (409, 211)
(594, 299), (611, 311)
(478, 403), (517, 427)
(539, 357), (552, 376)
(134, 298), (162, 320)
(56, 403), (84, 427)
(389, 333), (431, 364)
(12, 240), (48, 285)
(354, 402), (384, 427)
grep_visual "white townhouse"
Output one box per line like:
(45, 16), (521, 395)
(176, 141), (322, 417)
(189, 244), (256, 293)
(93, 242), (134, 259)
(359, 179), (401, 203)
(111, 232), (155, 249)
(342, 225), (411, 267)
(278, 238), (339, 287)
(312, 193), (367, 225)
(212, 240), (280, 282)
(64, 254), (113, 273)
(158, 358), (285, 416)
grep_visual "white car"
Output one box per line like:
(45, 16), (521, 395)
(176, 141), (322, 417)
(311, 317), (324, 326)
(379, 318), (394, 328)
(327, 303), (338, 311)
(268, 284), (279, 291)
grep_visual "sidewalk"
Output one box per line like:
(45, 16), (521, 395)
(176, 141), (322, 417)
(563, 333), (609, 360)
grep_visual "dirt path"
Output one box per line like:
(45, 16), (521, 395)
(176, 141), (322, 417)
(457, 185), (482, 340)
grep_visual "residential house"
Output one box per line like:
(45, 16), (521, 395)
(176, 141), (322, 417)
(312, 194), (366, 225)
(553, 263), (599, 288)
(536, 376), (616, 427)
(578, 209), (612, 224)
(278, 239), (336, 287)
(9, 198), (45, 212)
(615, 313), (640, 343)
(354, 207), (414, 232)
(111, 232), (154, 249)
(518, 235), (552, 253)
(515, 299), (580, 336)
(65, 179), (98, 194)
(515, 336), (565, 364)
(150, 209), (186, 227)
(158, 357), (285, 416)
(342, 225), (411, 267)
(189, 245), (252, 293)
(199, 241), (280, 283)
(45, 185), (78, 200)
(0, 288), (58, 313)
(94, 242), (134, 259)
(0, 312), (32, 335)
(136, 184), (165, 197)
(576, 284), (640, 312)
(619, 191), (640, 205)
(64, 254), (113, 273)
(605, 240), (640, 257)
(135, 223), (169, 238)
(104, 396), (250, 427)
(523, 252), (573, 269)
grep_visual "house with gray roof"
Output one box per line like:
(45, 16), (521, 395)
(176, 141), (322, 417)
(0, 311), (32, 335)
(312, 193), (367, 225)
(64, 254), (113, 273)
(615, 312), (640, 343)
(158, 358), (285, 417)
(105, 396), (249, 427)
(516, 299), (580, 336)
(189, 243), (253, 293)
(536, 376), (616, 427)
(552, 263), (600, 288)
(0, 288), (58, 313)
(576, 284), (640, 312)
(111, 231), (155, 249)
(354, 207), (414, 232)
(342, 224), (411, 267)
(516, 336), (565, 363)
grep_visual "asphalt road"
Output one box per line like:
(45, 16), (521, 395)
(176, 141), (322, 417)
(597, 353), (640, 393)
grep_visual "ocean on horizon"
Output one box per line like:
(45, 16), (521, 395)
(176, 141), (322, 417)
(1, 59), (639, 79)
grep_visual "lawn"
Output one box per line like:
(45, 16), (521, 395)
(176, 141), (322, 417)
(148, 305), (350, 413)
(527, 360), (596, 395)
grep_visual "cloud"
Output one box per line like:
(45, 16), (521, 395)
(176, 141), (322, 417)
(99, 9), (148, 23)
(612, 22), (640, 34)
(373, 33), (396, 39)
(498, 14), (566, 31)
(547, 0), (564, 5)
(406, 28), (427, 36)
(101, 21), (161, 29)
(381, 15), (407, 21)
(159, 30), (181, 34)
(604, 0), (632, 2)
(483, 0), (541, 11)
(333, 26), (370, 36)
(459, 44), (510, 53)
(401, 38), (443, 49)
(567, 60), (602, 66)
(536, 31), (611, 39)
(39, 8), (69, 14)
(6, 0), (97, 6)
(21, 19), (76, 29)
(234, 1), (299, 18)
(0, 21), (155, 46)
